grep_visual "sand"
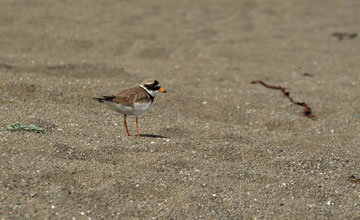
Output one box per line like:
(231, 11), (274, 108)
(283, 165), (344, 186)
(1, 0), (360, 219)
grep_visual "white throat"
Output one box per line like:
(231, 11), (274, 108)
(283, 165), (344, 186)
(140, 85), (158, 97)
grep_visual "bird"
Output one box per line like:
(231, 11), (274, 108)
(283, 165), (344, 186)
(93, 79), (166, 138)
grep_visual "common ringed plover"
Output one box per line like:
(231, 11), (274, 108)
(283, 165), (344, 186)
(93, 79), (166, 138)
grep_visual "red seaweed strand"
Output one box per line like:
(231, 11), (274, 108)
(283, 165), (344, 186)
(251, 80), (315, 118)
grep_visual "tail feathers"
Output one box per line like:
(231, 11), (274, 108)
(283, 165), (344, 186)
(92, 96), (116, 103)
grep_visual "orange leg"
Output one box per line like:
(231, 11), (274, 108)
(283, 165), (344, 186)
(135, 117), (141, 138)
(124, 115), (131, 136)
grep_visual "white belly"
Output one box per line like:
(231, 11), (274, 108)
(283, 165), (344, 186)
(106, 101), (152, 117)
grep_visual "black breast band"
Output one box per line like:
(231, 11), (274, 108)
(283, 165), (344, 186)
(140, 86), (154, 102)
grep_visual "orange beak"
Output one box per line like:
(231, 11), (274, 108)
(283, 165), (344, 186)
(159, 88), (167, 93)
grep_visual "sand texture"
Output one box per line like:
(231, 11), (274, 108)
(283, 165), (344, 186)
(1, 0), (360, 219)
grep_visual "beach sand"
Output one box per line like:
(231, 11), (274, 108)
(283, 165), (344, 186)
(1, 0), (360, 219)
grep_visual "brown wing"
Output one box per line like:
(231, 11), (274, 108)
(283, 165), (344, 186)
(111, 86), (150, 107)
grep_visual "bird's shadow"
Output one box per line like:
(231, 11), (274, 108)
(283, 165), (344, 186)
(140, 134), (167, 139)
